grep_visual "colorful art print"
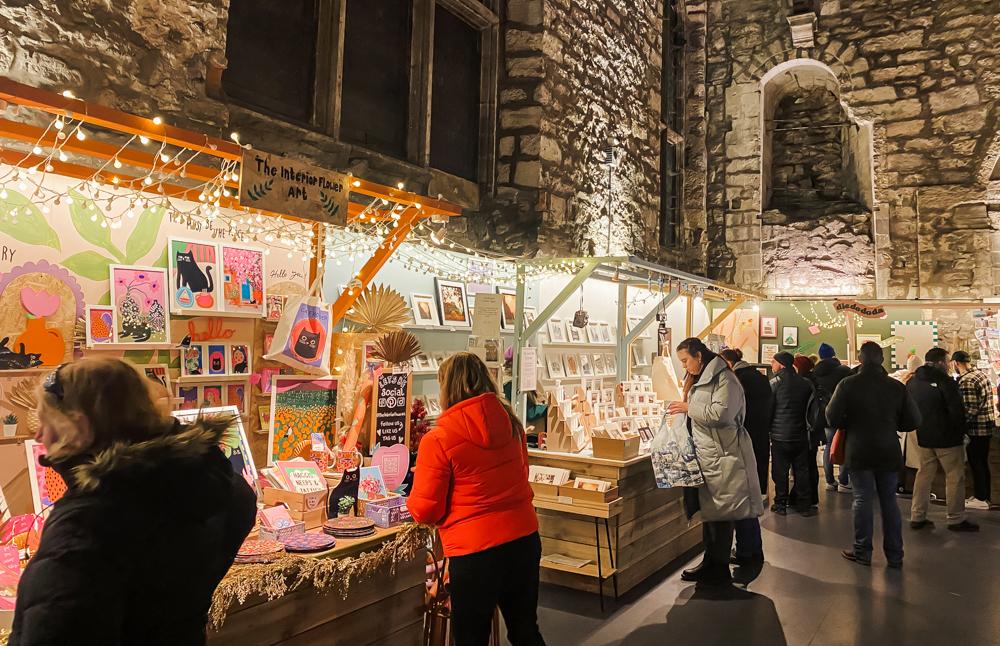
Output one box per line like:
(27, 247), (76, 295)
(782, 326), (799, 347)
(567, 325), (585, 343)
(24, 440), (68, 515)
(202, 385), (223, 408)
(173, 406), (258, 493)
(110, 265), (169, 344)
(229, 343), (251, 374)
(483, 338), (500, 364)
(760, 316), (778, 338)
(546, 355), (565, 379)
(264, 333), (274, 354)
(547, 319), (566, 343)
(226, 383), (247, 413)
(268, 376), (338, 465)
(281, 303), (330, 368)
(496, 287), (517, 329)
(265, 294), (287, 322)
(579, 353), (594, 376)
(221, 244), (266, 317)
(434, 279), (470, 327)
(178, 386), (199, 410)
(358, 466), (388, 501)
(182, 344), (204, 376)
(85, 305), (114, 346)
(168, 237), (220, 314)
(258, 405), (272, 429)
(563, 353), (580, 377)
(410, 293), (439, 326)
(206, 344), (227, 375)
(135, 363), (170, 391)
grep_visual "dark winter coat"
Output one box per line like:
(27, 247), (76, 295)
(906, 364), (967, 448)
(812, 358), (852, 409)
(732, 361), (773, 446)
(10, 419), (257, 646)
(769, 367), (813, 443)
(825, 363), (922, 472)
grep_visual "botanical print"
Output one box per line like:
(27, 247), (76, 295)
(229, 343), (250, 374)
(168, 238), (219, 313)
(85, 305), (114, 346)
(268, 377), (338, 464)
(110, 265), (169, 344)
(221, 244), (265, 316)
(358, 466), (388, 501)
(24, 440), (67, 515)
(435, 279), (470, 326)
(207, 344), (227, 375)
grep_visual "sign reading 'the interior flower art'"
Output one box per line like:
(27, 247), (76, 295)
(239, 150), (348, 226)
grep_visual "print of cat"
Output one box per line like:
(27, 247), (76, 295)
(175, 250), (214, 294)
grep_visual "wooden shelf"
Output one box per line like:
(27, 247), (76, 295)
(0, 435), (32, 445)
(540, 559), (616, 579)
(539, 375), (615, 382)
(541, 342), (616, 349)
(0, 368), (49, 377)
(177, 374), (251, 384)
(86, 343), (177, 351)
(404, 324), (513, 335)
(533, 496), (623, 519)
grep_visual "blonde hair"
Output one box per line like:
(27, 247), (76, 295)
(38, 358), (174, 460)
(437, 352), (523, 435)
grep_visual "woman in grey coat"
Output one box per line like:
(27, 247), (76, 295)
(667, 337), (765, 588)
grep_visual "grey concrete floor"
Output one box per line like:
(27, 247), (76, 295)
(537, 488), (1000, 646)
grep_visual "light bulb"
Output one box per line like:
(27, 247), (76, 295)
(75, 129), (86, 141)
(159, 153), (170, 163)
(113, 158), (122, 169)
(54, 119), (64, 130)
(32, 146), (42, 155)
(58, 152), (68, 162)
(152, 116), (163, 125)
(139, 136), (149, 145)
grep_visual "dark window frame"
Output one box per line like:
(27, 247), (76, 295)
(659, 0), (685, 248)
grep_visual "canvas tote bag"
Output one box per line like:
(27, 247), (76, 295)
(264, 277), (332, 375)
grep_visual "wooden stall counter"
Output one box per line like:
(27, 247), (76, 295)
(209, 524), (428, 646)
(528, 449), (701, 597)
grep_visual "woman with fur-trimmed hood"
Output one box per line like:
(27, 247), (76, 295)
(10, 358), (256, 646)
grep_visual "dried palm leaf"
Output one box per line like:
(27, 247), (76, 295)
(7, 377), (41, 432)
(371, 330), (421, 366)
(345, 284), (410, 333)
(73, 316), (87, 349)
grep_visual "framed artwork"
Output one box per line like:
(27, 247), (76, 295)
(567, 325), (585, 343)
(24, 440), (68, 515)
(410, 293), (439, 326)
(168, 237), (220, 314)
(226, 383), (247, 413)
(563, 353), (580, 377)
(135, 363), (170, 392)
(599, 322), (613, 344)
(524, 307), (537, 327)
(497, 287), (517, 329)
(547, 319), (566, 343)
(856, 334), (882, 349)
(178, 386), (199, 409)
(592, 354), (607, 375)
(110, 265), (169, 344)
(890, 321), (939, 370)
(761, 343), (780, 365)
(265, 294), (287, 322)
(85, 305), (114, 346)
(434, 278), (471, 327)
(202, 384), (224, 408)
(268, 376), (338, 464)
(782, 326), (799, 347)
(632, 345), (648, 366)
(229, 343), (251, 374)
(546, 354), (565, 379)
(258, 405), (271, 429)
(220, 243), (266, 317)
(206, 344), (227, 376)
(182, 344), (204, 377)
(586, 323), (601, 344)
(760, 316), (778, 338)
(414, 354), (433, 371)
(579, 353), (594, 376)
(172, 405), (258, 493)
(607, 354), (617, 373)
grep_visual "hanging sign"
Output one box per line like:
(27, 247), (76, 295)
(370, 371), (412, 449)
(833, 300), (887, 319)
(240, 150), (349, 226)
(472, 293), (503, 337)
(520, 347), (537, 392)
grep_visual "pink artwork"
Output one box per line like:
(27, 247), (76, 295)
(110, 265), (169, 344)
(24, 440), (68, 514)
(221, 245), (265, 317)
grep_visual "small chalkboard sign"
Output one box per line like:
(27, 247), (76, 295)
(370, 371), (412, 449)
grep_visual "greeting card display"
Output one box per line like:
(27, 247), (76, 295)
(358, 466), (388, 501)
(265, 279), (332, 375)
(110, 265), (169, 344)
(276, 460), (327, 493)
(168, 237), (220, 314)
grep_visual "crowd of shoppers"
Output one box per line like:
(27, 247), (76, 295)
(768, 352), (815, 516)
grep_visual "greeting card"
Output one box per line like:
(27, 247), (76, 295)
(276, 460), (327, 493)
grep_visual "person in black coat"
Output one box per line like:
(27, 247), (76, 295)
(721, 349), (772, 497)
(826, 342), (921, 568)
(769, 352), (814, 515)
(10, 358), (256, 646)
(813, 344), (853, 492)
(905, 348), (978, 532)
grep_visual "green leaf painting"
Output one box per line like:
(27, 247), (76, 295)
(61, 251), (115, 281)
(246, 179), (273, 201)
(68, 190), (125, 262)
(151, 244), (169, 269)
(125, 208), (165, 263)
(0, 190), (61, 250)
(97, 290), (111, 306)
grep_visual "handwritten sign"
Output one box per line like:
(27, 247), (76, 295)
(370, 372), (411, 449)
(834, 300), (887, 319)
(472, 293), (502, 337)
(186, 317), (236, 341)
(520, 347), (537, 392)
(240, 151), (348, 226)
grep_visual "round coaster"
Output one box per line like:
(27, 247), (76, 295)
(282, 533), (337, 553)
(238, 539), (285, 558)
(323, 517), (375, 532)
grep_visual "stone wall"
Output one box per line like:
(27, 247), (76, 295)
(698, 0), (1000, 298)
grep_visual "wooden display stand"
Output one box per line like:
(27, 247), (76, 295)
(544, 387), (596, 453)
(528, 449), (701, 596)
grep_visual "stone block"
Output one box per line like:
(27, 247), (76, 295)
(500, 88), (528, 104)
(520, 134), (540, 156)
(862, 30), (926, 53)
(849, 86), (898, 104)
(539, 136), (561, 163)
(877, 98), (924, 121)
(897, 50), (938, 63)
(506, 29), (542, 52)
(931, 108), (987, 135)
(499, 137), (515, 157)
(508, 0), (543, 26)
(870, 63), (925, 83)
(514, 160), (541, 187)
(507, 56), (545, 79)
(928, 84), (981, 114)
(500, 106), (542, 130)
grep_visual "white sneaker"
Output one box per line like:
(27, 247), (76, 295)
(965, 497), (990, 511)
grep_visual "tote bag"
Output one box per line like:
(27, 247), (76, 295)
(650, 413), (704, 488)
(264, 278), (332, 375)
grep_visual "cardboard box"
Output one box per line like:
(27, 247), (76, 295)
(563, 480), (620, 504)
(366, 498), (412, 528)
(262, 487), (328, 513)
(358, 492), (401, 517)
(297, 507), (326, 530)
(529, 482), (561, 498)
(591, 436), (640, 460)
(259, 521), (306, 542)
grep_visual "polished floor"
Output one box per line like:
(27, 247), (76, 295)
(537, 488), (1000, 646)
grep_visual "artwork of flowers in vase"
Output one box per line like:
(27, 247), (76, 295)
(110, 265), (169, 344)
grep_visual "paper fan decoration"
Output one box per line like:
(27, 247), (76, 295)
(3, 378), (40, 432)
(370, 330), (421, 366)
(344, 284), (409, 333)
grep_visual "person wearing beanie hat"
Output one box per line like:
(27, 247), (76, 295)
(813, 344), (853, 492)
(769, 350), (815, 516)
(952, 349), (996, 510)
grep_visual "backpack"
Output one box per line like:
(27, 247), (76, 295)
(806, 379), (832, 436)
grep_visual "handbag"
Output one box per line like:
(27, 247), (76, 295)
(830, 429), (846, 465)
(650, 413), (704, 488)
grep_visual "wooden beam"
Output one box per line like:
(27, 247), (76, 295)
(696, 298), (746, 339)
(685, 295), (694, 339)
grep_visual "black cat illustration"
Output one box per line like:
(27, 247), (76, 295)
(328, 467), (360, 518)
(210, 351), (224, 372)
(294, 329), (321, 360)
(175, 250), (214, 294)
(119, 295), (153, 342)
(0, 337), (42, 370)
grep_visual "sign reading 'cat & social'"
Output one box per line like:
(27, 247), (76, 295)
(239, 151), (349, 227)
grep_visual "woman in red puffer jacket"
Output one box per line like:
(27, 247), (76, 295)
(408, 352), (545, 646)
